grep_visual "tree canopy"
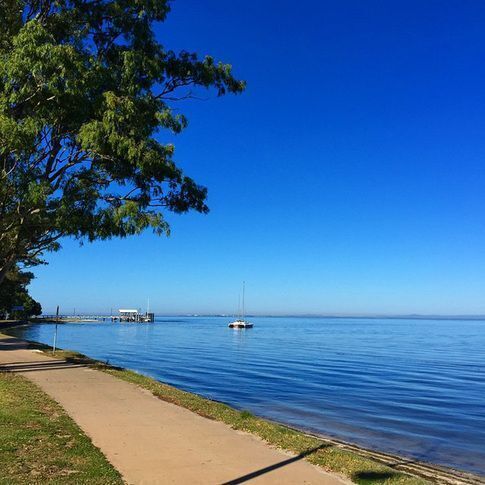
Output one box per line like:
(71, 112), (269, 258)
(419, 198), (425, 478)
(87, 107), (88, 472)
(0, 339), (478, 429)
(0, 0), (245, 284)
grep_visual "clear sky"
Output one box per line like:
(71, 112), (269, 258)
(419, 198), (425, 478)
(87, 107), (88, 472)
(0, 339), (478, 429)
(31, 0), (485, 315)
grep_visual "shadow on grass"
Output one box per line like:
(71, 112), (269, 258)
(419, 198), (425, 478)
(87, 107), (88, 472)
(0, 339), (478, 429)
(353, 471), (397, 483)
(221, 444), (330, 485)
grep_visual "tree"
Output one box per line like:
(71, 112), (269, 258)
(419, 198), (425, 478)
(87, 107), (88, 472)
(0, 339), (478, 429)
(0, 0), (245, 284)
(0, 264), (42, 319)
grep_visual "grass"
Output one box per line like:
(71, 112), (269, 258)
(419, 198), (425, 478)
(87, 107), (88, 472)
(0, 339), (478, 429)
(0, 371), (123, 485)
(22, 342), (429, 485)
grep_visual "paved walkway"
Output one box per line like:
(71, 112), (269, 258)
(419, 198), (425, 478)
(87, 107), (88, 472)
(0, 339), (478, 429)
(0, 334), (347, 485)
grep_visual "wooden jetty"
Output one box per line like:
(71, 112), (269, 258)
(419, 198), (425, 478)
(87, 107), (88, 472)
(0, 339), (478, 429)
(40, 309), (155, 323)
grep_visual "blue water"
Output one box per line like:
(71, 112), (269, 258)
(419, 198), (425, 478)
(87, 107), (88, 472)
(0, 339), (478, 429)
(7, 317), (485, 475)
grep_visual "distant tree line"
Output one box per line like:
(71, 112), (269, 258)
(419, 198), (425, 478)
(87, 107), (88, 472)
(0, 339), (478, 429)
(0, 265), (42, 319)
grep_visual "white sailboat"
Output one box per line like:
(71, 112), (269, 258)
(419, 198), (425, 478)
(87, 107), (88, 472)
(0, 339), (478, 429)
(228, 282), (253, 328)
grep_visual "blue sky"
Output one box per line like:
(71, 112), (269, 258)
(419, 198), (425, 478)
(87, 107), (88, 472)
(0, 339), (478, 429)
(32, 0), (485, 315)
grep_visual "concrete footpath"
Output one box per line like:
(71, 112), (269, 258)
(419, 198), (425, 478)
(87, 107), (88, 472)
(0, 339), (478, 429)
(0, 334), (348, 485)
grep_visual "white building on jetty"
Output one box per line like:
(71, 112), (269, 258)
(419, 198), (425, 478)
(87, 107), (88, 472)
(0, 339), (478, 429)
(114, 309), (154, 323)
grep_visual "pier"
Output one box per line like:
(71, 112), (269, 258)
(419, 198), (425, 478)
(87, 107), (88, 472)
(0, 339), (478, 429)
(39, 309), (155, 323)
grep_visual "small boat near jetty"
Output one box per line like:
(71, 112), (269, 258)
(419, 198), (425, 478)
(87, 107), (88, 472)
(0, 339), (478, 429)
(228, 282), (253, 329)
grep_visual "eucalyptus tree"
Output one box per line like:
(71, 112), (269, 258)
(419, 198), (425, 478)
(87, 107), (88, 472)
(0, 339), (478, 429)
(0, 0), (244, 284)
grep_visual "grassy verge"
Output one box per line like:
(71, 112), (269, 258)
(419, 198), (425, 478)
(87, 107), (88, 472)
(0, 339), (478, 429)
(0, 371), (123, 484)
(20, 341), (428, 485)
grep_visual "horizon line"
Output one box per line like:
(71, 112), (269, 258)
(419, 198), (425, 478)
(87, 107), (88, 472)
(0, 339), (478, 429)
(40, 312), (485, 321)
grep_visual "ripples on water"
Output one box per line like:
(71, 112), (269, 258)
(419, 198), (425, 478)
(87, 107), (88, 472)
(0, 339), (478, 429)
(9, 317), (485, 475)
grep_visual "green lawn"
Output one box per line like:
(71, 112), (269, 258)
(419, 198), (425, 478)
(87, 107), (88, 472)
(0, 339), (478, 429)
(0, 372), (123, 484)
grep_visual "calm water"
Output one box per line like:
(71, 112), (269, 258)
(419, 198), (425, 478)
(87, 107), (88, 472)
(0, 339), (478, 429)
(8, 317), (485, 475)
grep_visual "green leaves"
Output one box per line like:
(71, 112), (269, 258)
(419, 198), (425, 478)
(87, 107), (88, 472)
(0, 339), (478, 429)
(0, 0), (244, 282)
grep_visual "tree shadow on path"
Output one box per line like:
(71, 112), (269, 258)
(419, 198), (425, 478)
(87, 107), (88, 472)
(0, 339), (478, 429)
(0, 359), (86, 372)
(221, 444), (331, 485)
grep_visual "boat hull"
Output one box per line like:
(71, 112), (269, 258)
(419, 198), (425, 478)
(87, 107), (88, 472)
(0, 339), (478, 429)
(228, 321), (253, 329)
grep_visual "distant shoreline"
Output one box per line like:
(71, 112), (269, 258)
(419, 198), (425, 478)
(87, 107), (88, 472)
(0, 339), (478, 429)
(257, 314), (485, 321)
(30, 314), (485, 322)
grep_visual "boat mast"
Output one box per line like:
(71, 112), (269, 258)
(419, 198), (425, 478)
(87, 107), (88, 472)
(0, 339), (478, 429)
(242, 281), (245, 321)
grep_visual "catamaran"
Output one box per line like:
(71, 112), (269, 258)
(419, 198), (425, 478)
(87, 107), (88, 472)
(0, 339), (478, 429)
(228, 282), (253, 328)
